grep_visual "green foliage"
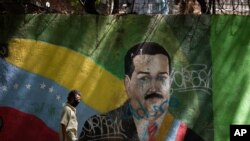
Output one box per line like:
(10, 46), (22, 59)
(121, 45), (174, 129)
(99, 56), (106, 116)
(70, 0), (80, 7)
(69, 0), (85, 14)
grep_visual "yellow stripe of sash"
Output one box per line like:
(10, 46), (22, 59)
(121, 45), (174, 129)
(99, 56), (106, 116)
(6, 39), (128, 113)
(157, 112), (174, 141)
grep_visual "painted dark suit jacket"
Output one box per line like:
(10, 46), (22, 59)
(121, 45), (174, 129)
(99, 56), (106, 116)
(79, 102), (204, 141)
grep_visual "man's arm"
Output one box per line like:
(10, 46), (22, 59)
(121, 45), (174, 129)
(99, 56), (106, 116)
(60, 106), (71, 141)
(61, 124), (67, 141)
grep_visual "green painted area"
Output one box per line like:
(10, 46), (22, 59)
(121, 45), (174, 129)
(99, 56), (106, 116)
(1, 15), (182, 79)
(5, 15), (249, 141)
(0, 14), (213, 140)
(166, 15), (213, 140)
(211, 15), (250, 141)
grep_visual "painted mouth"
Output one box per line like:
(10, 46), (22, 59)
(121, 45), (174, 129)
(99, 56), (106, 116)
(144, 93), (163, 100)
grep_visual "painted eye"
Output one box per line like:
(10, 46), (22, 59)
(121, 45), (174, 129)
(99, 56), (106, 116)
(139, 76), (150, 81)
(157, 76), (167, 81)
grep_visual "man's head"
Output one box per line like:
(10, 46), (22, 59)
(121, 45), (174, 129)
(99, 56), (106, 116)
(124, 42), (172, 120)
(67, 90), (81, 107)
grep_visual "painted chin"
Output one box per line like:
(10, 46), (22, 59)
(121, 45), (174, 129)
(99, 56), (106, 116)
(145, 98), (163, 110)
(146, 97), (163, 104)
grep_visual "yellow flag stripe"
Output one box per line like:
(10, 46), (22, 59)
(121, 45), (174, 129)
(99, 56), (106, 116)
(158, 112), (174, 140)
(6, 39), (128, 112)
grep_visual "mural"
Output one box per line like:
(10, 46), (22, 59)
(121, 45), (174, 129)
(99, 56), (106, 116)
(0, 15), (249, 141)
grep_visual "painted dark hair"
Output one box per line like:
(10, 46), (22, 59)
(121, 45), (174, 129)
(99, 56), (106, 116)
(124, 42), (171, 78)
(67, 90), (81, 101)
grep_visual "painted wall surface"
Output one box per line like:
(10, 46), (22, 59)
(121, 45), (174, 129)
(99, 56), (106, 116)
(0, 15), (248, 141)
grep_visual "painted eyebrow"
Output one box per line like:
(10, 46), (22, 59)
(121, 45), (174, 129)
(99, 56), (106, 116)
(137, 71), (150, 75)
(158, 72), (169, 75)
(137, 72), (169, 75)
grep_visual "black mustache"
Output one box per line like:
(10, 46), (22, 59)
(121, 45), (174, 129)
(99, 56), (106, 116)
(144, 93), (163, 100)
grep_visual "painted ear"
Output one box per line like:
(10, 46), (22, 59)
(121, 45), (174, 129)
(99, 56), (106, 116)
(124, 75), (131, 96)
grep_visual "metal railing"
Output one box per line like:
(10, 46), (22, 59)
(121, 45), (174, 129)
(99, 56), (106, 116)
(212, 0), (250, 15)
(82, 0), (250, 15)
(1, 0), (249, 15)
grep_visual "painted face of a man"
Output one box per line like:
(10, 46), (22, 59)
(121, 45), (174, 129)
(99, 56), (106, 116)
(125, 54), (171, 119)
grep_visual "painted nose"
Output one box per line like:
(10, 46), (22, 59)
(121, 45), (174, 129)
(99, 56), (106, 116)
(149, 79), (157, 92)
